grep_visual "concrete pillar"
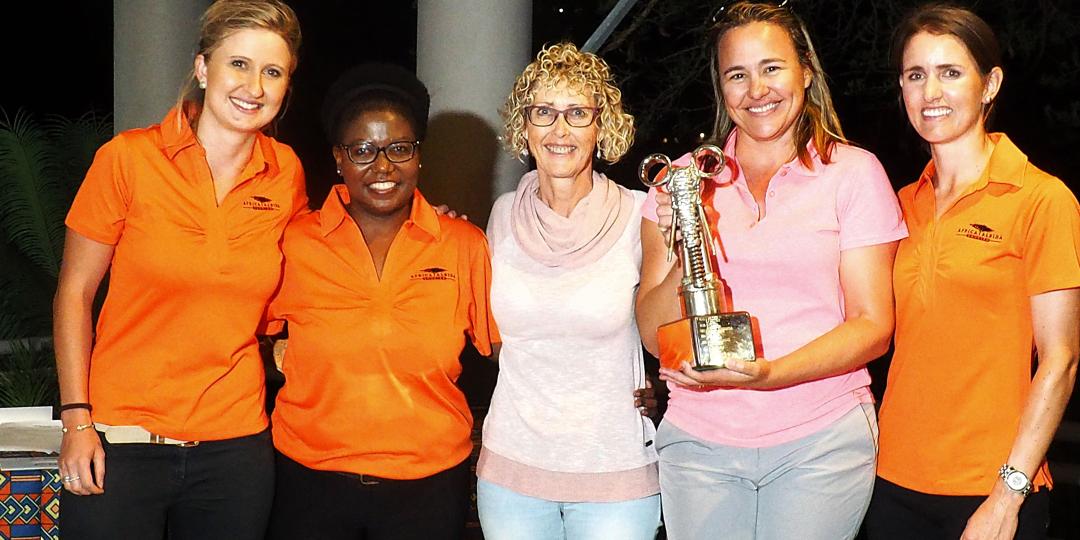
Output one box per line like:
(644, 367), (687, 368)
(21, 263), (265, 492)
(114, 0), (210, 133)
(417, 0), (532, 226)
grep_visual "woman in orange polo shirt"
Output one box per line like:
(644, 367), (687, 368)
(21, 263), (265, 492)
(264, 64), (497, 540)
(867, 6), (1080, 540)
(53, 1), (305, 538)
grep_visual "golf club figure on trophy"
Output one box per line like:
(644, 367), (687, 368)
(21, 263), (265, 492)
(639, 144), (756, 371)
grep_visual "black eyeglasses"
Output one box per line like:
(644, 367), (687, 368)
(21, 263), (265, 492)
(524, 105), (600, 128)
(338, 140), (421, 165)
(711, 0), (791, 24)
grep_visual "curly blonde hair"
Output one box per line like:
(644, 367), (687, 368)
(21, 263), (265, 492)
(502, 43), (634, 163)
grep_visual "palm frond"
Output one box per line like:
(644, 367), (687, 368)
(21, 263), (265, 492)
(47, 112), (113, 203)
(0, 110), (66, 277)
(0, 339), (58, 408)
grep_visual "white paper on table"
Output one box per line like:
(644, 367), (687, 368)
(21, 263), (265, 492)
(0, 407), (62, 468)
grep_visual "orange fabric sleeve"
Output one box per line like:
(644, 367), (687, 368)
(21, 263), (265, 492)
(65, 137), (132, 244)
(1022, 179), (1080, 295)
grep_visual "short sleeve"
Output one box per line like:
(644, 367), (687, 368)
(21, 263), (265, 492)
(641, 187), (660, 223)
(1022, 178), (1080, 296)
(640, 152), (693, 223)
(65, 136), (132, 245)
(465, 227), (500, 355)
(283, 148), (310, 219)
(835, 150), (908, 250)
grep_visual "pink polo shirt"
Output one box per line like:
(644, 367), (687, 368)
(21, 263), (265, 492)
(642, 130), (906, 447)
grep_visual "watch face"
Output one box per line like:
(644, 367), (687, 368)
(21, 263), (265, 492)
(1006, 471), (1028, 490)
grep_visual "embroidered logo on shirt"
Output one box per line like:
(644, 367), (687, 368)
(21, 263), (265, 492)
(956, 223), (1003, 243)
(243, 195), (281, 211)
(410, 267), (457, 281)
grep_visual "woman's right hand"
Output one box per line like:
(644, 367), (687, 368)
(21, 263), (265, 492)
(58, 411), (105, 495)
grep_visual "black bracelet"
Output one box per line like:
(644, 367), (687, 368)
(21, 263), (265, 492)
(58, 402), (93, 413)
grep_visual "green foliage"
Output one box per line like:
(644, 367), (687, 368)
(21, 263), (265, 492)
(0, 109), (111, 340)
(0, 110), (65, 277)
(0, 340), (59, 408)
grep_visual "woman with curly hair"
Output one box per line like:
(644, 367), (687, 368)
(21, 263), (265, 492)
(476, 43), (660, 539)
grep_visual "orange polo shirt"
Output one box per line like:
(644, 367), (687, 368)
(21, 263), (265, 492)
(65, 105), (307, 441)
(269, 185), (498, 480)
(879, 133), (1080, 495)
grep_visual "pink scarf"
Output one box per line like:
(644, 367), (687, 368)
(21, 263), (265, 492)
(510, 170), (635, 269)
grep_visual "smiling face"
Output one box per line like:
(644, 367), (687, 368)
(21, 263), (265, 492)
(195, 28), (292, 137)
(716, 22), (811, 147)
(900, 31), (1001, 147)
(332, 108), (419, 221)
(525, 83), (599, 185)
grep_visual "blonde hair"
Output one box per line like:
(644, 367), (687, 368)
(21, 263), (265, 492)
(503, 43), (634, 163)
(708, 2), (845, 166)
(175, 0), (302, 127)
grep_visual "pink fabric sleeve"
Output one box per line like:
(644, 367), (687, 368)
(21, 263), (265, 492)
(836, 151), (908, 250)
(641, 187), (660, 223)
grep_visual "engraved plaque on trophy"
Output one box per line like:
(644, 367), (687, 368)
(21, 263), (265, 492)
(640, 145), (756, 371)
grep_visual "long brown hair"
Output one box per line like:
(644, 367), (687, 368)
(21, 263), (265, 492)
(708, 1), (845, 167)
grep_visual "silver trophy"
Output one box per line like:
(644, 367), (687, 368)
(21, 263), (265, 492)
(640, 144), (756, 371)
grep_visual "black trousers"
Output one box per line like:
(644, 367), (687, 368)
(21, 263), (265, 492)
(267, 451), (470, 540)
(865, 476), (1050, 540)
(59, 429), (275, 540)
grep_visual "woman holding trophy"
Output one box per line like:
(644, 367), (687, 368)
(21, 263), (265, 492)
(475, 43), (661, 539)
(636, 2), (906, 538)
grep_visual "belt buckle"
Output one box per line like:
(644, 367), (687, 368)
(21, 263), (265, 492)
(358, 474), (380, 486)
(149, 433), (199, 447)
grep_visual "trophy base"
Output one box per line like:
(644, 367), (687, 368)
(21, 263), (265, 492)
(658, 312), (756, 371)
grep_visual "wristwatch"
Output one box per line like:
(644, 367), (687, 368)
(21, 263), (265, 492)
(998, 464), (1032, 497)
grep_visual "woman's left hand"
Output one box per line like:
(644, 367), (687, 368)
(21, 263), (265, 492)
(633, 377), (659, 419)
(658, 358), (772, 390)
(959, 487), (1023, 540)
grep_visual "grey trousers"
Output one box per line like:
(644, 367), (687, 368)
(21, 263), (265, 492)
(657, 403), (878, 540)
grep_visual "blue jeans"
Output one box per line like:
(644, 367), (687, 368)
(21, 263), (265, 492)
(477, 479), (660, 540)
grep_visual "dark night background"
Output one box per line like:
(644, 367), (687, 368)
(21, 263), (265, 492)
(3, 1), (1080, 536)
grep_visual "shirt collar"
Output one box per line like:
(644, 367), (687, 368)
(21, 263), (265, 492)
(159, 103), (278, 178)
(912, 132), (1026, 196)
(722, 128), (824, 180)
(319, 184), (441, 239)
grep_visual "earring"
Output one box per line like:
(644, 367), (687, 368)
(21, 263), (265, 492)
(596, 148), (602, 158)
(198, 80), (206, 89)
(336, 168), (341, 175)
(418, 163), (423, 169)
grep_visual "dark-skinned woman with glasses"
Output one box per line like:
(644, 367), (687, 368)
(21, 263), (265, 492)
(264, 63), (498, 540)
(475, 43), (661, 540)
(636, 2), (906, 539)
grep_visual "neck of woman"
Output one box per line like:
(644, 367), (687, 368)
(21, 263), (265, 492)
(195, 119), (258, 176)
(348, 203), (410, 244)
(928, 127), (995, 197)
(536, 167), (594, 218)
(734, 129), (803, 169)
